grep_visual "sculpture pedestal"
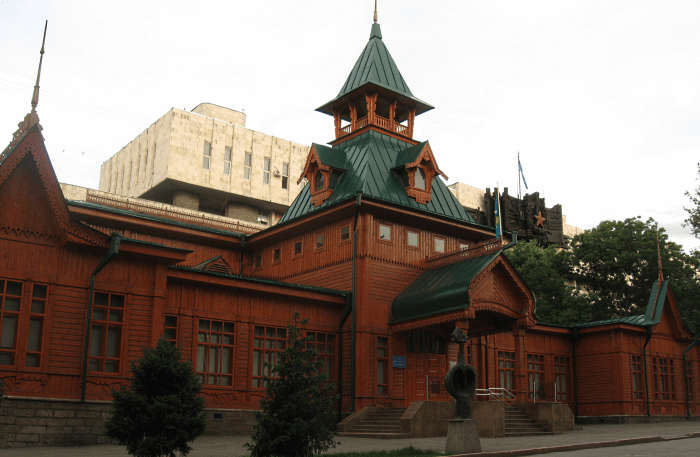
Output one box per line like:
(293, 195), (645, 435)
(445, 418), (481, 454)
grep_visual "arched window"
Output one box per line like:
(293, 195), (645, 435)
(315, 170), (325, 191)
(414, 167), (426, 190)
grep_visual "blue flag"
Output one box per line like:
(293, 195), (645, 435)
(518, 156), (528, 190)
(494, 191), (502, 238)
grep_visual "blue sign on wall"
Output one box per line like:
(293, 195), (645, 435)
(392, 355), (407, 369)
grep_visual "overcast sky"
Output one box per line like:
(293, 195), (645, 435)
(2, 0), (699, 251)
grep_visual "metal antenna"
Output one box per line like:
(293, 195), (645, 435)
(374, 0), (378, 23)
(31, 20), (48, 112)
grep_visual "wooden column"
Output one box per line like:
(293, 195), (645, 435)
(389, 100), (397, 123)
(334, 111), (341, 138)
(350, 104), (358, 131)
(407, 109), (416, 137)
(365, 93), (378, 125)
(513, 325), (528, 403)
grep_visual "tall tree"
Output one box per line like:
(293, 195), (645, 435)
(505, 241), (591, 324)
(106, 339), (205, 457)
(685, 162), (700, 239)
(569, 217), (700, 332)
(247, 315), (338, 457)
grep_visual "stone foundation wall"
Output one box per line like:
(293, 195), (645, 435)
(0, 397), (259, 448)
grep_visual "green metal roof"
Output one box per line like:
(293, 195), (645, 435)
(279, 131), (475, 225)
(170, 265), (350, 299)
(573, 280), (669, 329)
(313, 143), (347, 170)
(317, 23), (433, 115)
(393, 141), (427, 168)
(390, 251), (501, 324)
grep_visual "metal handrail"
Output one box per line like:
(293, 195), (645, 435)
(475, 387), (516, 405)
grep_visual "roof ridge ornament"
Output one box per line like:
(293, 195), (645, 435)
(31, 20), (48, 113)
(374, 0), (378, 24)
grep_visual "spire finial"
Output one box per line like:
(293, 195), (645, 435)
(656, 232), (664, 283)
(373, 0), (378, 23)
(31, 20), (48, 113)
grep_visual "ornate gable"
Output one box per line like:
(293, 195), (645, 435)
(298, 144), (345, 207)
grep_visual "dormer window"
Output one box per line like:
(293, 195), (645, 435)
(299, 144), (346, 207)
(415, 167), (426, 190)
(315, 170), (325, 191)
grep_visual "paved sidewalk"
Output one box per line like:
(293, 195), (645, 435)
(0, 420), (698, 456)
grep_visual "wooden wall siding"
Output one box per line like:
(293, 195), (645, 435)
(470, 265), (526, 320)
(86, 225), (241, 273)
(164, 280), (343, 409)
(47, 285), (88, 375)
(247, 217), (354, 282)
(284, 261), (353, 291)
(363, 260), (422, 329)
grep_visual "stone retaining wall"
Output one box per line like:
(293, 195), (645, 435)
(0, 397), (259, 448)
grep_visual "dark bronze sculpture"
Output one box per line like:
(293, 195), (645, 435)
(444, 327), (476, 419)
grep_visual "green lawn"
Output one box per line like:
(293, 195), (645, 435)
(325, 447), (441, 457)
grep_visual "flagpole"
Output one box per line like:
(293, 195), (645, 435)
(517, 151), (521, 200)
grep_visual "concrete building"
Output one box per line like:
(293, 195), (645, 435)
(99, 103), (309, 226)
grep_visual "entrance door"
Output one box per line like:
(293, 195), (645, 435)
(407, 352), (448, 402)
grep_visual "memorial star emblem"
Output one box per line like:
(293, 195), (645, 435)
(534, 210), (546, 228)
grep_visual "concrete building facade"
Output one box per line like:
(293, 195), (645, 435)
(99, 103), (309, 225)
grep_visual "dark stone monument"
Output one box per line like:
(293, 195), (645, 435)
(444, 327), (481, 454)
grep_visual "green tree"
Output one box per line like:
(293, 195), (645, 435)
(505, 240), (591, 325)
(247, 315), (338, 457)
(569, 217), (700, 333)
(106, 339), (205, 457)
(685, 162), (700, 238)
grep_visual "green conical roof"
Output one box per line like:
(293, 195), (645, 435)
(317, 23), (433, 115)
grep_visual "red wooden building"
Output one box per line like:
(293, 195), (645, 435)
(0, 17), (698, 447)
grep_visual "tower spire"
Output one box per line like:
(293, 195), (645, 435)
(374, 0), (378, 23)
(31, 20), (48, 113)
(656, 232), (664, 283)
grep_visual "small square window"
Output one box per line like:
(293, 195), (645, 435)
(434, 237), (445, 253)
(379, 224), (391, 241)
(273, 248), (281, 262)
(460, 243), (469, 251)
(407, 231), (419, 247)
(340, 225), (350, 241)
(294, 240), (303, 256)
(316, 233), (325, 249)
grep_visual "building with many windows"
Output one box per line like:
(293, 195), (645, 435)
(0, 14), (698, 449)
(99, 102), (309, 226)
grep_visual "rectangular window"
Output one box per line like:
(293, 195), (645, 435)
(307, 332), (335, 379)
(631, 355), (644, 400)
(554, 356), (569, 402)
(498, 351), (515, 392)
(434, 236), (445, 253)
(263, 157), (271, 184)
(460, 243), (469, 251)
(224, 146), (232, 175)
(686, 360), (694, 401)
(294, 240), (303, 256)
(316, 233), (325, 250)
(379, 224), (392, 241)
(282, 162), (289, 189)
(88, 292), (124, 373)
(244, 152), (252, 180)
(203, 141), (211, 169)
(340, 225), (351, 241)
(407, 230), (419, 247)
(252, 326), (287, 388)
(273, 248), (281, 264)
(527, 354), (545, 401)
(377, 337), (389, 395)
(26, 284), (47, 367)
(197, 319), (234, 386)
(0, 280), (22, 366)
(407, 329), (445, 354)
(163, 315), (177, 346)
(654, 357), (675, 400)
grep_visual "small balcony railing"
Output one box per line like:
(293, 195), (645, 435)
(336, 114), (409, 138)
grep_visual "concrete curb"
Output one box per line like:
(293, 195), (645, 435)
(443, 433), (700, 457)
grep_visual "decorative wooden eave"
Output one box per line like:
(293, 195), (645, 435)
(0, 124), (106, 248)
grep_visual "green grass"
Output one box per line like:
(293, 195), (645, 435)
(324, 447), (441, 457)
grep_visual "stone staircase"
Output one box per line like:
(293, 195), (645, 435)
(504, 405), (552, 436)
(337, 407), (409, 438)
